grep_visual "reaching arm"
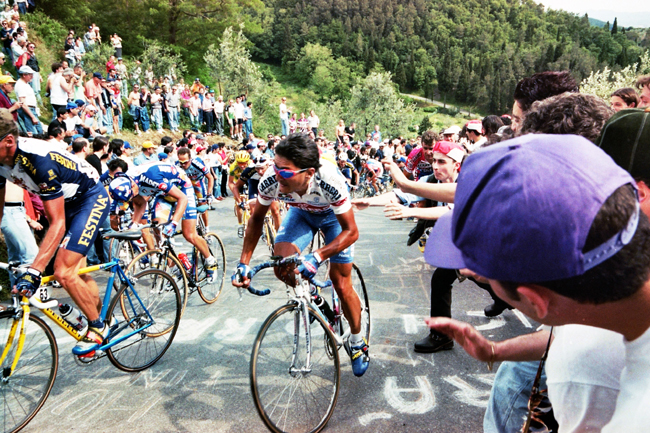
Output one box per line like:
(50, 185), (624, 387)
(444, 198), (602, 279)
(386, 160), (457, 203)
(383, 203), (450, 220)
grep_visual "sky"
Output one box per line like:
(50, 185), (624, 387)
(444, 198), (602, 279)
(535, 0), (650, 27)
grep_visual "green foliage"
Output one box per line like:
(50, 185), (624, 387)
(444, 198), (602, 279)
(78, 44), (115, 76)
(204, 26), (263, 98)
(581, 51), (650, 99)
(26, 11), (68, 56)
(347, 71), (413, 137)
(418, 115), (432, 134)
(136, 38), (187, 84)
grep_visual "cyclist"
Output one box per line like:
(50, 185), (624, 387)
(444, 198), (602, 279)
(336, 153), (356, 189)
(0, 108), (111, 358)
(108, 161), (218, 280)
(232, 134), (370, 377)
(362, 157), (384, 195)
(228, 150), (253, 237)
(404, 130), (437, 181)
(175, 147), (214, 231)
(231, 156), (282, 231)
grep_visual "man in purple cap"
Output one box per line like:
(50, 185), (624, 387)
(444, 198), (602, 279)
(425, 134), (650, 432)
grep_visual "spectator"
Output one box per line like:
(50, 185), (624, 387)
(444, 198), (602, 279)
(297, 112), (308, 133)
(465, 120), (487, 151)
(335, 119), (345, 144)
(610, 87), (639, 112)
(47, 107), (68, 138)
(84, 72), (103, 112)
(370, 124), (382, 142)
(150, 85), (164, 132)
(214, 94), (224, 136)
(201, 89), (214, 134)
(279, 96), (288, 135)
(47, 63), (73, 120)
(244, 101), (253, 137)
(133, 141), (159, 165)
(0, 75), (19, 120)
(18, 41), (40, 100)
(166, 84), (180, 132)
(637, 75), (650, 108)
(85, 135), (108, 175)
(127, 83), (141, 134)
(110, 33), (122, 58)
(233, 95), (244, 140)
(481, 115), (504, 143)
(307, 109), (319, 136)
(189, 91), (200, 132)
(15, 66), (42, 135)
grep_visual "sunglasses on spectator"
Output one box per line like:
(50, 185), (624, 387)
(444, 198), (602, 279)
(273, 165), (308, 179)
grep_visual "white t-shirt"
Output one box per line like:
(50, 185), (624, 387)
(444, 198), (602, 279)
(279, 103), (288, 120)
(49, 73), (69, 106)
(233, 102), (244, 119)
(602, 325), (650, 433)
(308, 115), (319, 128)
(214, 101), (225, 114)
(546, 325), (624, 433)
(14, 78), (37, 107)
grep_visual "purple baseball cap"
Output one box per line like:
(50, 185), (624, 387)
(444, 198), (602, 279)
(425, 134), (638, 283)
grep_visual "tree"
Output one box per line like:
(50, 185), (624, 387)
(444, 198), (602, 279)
(204, 25), (263, 98)
(347, 71), (413, 137)
(581, 50), (650, 99)
(136, 39), (187, 84)
(418, 115), (432, 134)
(611, 18), (618, 35)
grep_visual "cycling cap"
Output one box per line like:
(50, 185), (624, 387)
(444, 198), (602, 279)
(109, 176), (134, 203)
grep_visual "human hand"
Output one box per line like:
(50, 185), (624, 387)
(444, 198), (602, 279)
(13, 268), (42, 298)
(295, 253), (320, 280)
(425, 317), (495, 362)
(351, 198), (370, 211)
(383, 203), (410, 220)
(161, 220), (178, 237)
(231, 262), (251, 288)
(459, 268), (489, 284)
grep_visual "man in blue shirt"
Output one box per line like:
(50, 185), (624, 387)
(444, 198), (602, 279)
(133, 140), (159, 165)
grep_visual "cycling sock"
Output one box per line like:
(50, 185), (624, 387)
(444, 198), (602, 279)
(89, 319), (104, 329)
(205, 256), (216, 266)
(350, 332), (364, 347)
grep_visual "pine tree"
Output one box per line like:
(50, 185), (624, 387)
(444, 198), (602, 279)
(611, 18), (618, 34)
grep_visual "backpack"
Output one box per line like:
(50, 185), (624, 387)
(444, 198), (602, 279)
(14, 52), (28, 69)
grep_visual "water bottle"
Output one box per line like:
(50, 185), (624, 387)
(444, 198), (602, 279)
(59, 303), (88, 332)
(313, 294), (336, 325)
(178, 253), (192, 272)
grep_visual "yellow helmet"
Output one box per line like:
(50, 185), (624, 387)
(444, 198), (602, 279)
(235, 151), (250, 163)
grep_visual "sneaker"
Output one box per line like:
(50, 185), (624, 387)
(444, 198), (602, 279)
(413, 332), (453, 353)
(204, 257), (217, 282)
(349, 338), (370, 377)
(72, 322), (111, 357)
(237, 226), (244, 238)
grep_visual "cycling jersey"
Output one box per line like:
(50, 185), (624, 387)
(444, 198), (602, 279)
(258, 159), (351, 215)
(127, 162), (192, 199)
(405, 147), (433, 180)
(0, 137), (99, 202)
(365, 159), (384, 176)
(176, 157), (209, 183)
(229, 160), (252, 182)
(240, 166), (261, 199)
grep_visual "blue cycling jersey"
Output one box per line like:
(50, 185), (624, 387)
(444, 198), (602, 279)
(176, 157), (209, 184)
(0, 137), (99, 202)
(127, 162), (192, 199)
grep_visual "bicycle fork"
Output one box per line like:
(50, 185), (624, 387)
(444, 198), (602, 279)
(0, 297), (33, 381)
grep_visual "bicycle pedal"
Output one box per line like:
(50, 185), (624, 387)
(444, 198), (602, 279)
(74, 351), (102, 366)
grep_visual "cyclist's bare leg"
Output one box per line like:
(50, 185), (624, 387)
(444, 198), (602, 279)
(330, 262), (361, 334)
(235, 205), (243, 224)
(182, 218), (210, 258)
(270, 201), (282, 230)
(273, 241), (300, 286)
(54, 250), (101, 322)
(200, 208), (208, 228)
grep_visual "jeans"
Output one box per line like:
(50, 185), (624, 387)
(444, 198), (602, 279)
(244, 119), (252, 137)
(212, 167), (222, 198)
(168, 107), (179, 130)
(152, 108), (163, 131)
(18, 2), (27, 14)
(214, 112), (223, 135)
(203, 110), (213, 133)
(1, 206), (38, 287)
(103, 107), (113, 132)
(18, 107), (43, 135)
(189, 112), (199, 131)
(29, 72), (41, 103)
(484, 361), (548, 433)
(281, 118), (288, 136)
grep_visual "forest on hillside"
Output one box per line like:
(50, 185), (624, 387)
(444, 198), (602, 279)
(34, 0), (648, 113)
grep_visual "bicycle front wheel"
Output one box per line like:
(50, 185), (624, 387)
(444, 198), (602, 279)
(195, 232), (226, 303)
(251, 303), (340, 433)
(263, 217), (276, 255)
(0, 311), (58, 433)
(348, 264), (371, 344)
(107, 269), (181, 372)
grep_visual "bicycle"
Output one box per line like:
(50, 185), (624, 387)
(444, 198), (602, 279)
(243, 255), (370, 433)
(125, 209), (227, 312)
(0, 246), (181, 433)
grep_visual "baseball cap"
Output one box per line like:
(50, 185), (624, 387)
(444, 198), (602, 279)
(141, 141), (156, 149)
(123, 141), (132, 149)
(75, 99), (86, 107)
(196, 134), (205, 140)
(443, 125), (461, 135)
(117, 57), (122, 61)
(158, 152), (168, 160)
(425, 134), (637, 283)
(245, 143), (256, 151)
(466, 120), (483, 133)
(18, 66), (36, 75)
(196, 145), (206, 153)
(0, 108), (14, 133)
(65, 102), (77, 110)
(433, 141), (465, 163)
(0, 75), (15, 84)
(194, 78), (200, 81)
(596, 108), (650, 181)
(92, 72), (103, 79)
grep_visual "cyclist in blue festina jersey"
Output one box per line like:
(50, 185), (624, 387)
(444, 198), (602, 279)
(0, 109), (111, 358)
(108, 161), (218, 279)
(232, 134), (370, 377)
(175, 147), (214, 230)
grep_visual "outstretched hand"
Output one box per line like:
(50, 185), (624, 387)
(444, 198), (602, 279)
(383, 203), (410, 220)
(351, 198), (370, 211)
(425, 317), (495, 362)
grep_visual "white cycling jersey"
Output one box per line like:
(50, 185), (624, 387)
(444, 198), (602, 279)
(258, 159), (351, 214)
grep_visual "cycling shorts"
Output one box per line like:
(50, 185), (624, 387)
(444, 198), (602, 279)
(193, 179), (208, 204)
(152, 185), (197, 222)
(61, 183), (110, 255)
(275, 207), (353, 264)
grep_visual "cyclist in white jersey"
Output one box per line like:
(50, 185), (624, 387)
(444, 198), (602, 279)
(232, 134), (370, 376)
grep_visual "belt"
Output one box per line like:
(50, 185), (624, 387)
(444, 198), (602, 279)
(5, 202), (24, 207)
(169, 106), (177, 108)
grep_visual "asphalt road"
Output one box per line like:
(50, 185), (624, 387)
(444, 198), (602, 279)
(23, 198), (537, 433)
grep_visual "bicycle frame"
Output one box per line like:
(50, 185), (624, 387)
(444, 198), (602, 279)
(0, 260), (157, 373)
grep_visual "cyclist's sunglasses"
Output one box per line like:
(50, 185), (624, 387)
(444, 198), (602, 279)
(274, 165), (308, 179)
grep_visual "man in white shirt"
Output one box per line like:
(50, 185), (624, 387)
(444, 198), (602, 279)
(233, 95), (244, 140)
(279, 96), (288, 136)
(15, 65), (42, 135)
(214, 95), (225, 136)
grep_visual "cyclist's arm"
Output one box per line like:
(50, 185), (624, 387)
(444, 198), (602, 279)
(228, 174), (238, 196)
(388, 161), (456, 203)
(232, 178), (246, 204)
(238, 199), (270, 266)
(30, 197), (67, 272)
(316, 209), (358, 262)
(205, 171), (214, 196)
(165, 186), (187, 224)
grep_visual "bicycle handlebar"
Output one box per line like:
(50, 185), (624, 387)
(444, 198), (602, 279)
(242, 255), (331, 298)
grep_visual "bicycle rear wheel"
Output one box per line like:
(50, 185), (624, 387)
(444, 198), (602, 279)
(0, 311), (58, 433)
(107, 269), (181, 372)
(126, 249), (189, 316)
(195, 232), (226, 304)
(345, 264), (370, 344)
(251, 303), (340, 433)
